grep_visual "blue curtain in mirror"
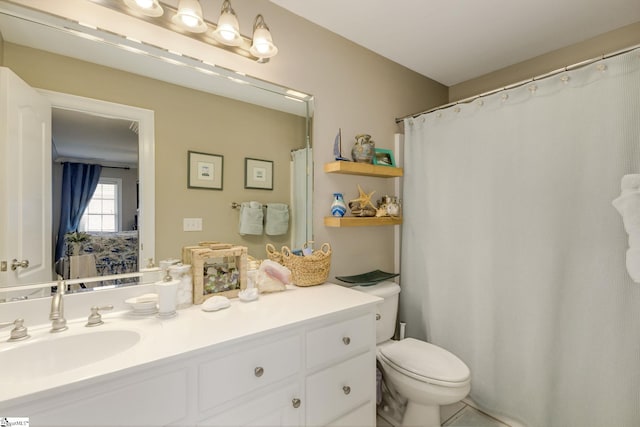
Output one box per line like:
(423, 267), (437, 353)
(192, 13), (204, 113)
(54, 162), (102, 263)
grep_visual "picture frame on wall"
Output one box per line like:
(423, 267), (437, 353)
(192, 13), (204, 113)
(188, 151), (223, 190)
(373, 148), (396, 167)
(244, 158), (274, 190)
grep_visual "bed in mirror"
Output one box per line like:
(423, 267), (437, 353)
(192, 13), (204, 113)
(0, 0), (314, 301)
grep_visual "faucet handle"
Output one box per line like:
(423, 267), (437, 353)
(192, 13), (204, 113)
(86, 305), (114, 327)
(0, 318), (30, 342)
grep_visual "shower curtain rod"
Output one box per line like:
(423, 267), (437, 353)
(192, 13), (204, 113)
(395, 43), (640, 124)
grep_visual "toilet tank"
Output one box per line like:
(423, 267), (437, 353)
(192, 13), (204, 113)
(353, 281), (400, 344)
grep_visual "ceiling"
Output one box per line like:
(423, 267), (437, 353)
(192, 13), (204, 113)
(52, 109), (139, 167)
(270, 0), (640, 86)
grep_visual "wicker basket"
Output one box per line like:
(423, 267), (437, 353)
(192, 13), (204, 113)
(281, 243), (331, 286)
(265, 243), (283, 264)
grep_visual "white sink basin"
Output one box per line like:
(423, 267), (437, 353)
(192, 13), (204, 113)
(0, 329), (140, 381)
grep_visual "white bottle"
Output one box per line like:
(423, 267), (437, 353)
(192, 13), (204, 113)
(156, 276), (179, 318)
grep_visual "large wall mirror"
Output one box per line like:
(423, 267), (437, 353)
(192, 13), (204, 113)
(0, 1), (313, 300)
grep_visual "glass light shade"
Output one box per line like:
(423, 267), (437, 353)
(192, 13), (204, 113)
(250, 16), (278, 59)
(123, 0), (164, 17)
(171, 0), (207, 33)
(250, 27), (278, 58)
(212, 1), (242, 46)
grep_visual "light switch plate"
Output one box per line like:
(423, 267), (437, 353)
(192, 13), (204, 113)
(183, 218), (202, 231)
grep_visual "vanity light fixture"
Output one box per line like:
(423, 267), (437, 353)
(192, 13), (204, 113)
(212, 0), (242, 46)
(250, 14), (278, 60)
(172, 0), (207, 33)
(123, 0), (164, 17)
(115, 0), (278, 62)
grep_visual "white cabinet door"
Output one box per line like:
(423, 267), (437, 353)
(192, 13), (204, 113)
(21, 368), (189, 426)
(0, 67), (52, 287)
(198, 382), (303, 427)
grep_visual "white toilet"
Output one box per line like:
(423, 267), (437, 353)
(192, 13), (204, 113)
(354, 281), (471, 427)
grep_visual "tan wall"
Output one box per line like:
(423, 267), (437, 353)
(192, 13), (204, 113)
(450, 22), (640, 102)
(4, 43), (305, 259)
(6, 0), (448, 280)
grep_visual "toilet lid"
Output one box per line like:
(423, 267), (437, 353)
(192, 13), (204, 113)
(379, 338), (470, 384)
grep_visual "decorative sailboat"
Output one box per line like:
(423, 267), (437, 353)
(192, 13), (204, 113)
(333, 128), (350, 161)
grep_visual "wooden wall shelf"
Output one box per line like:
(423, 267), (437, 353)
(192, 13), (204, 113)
(324, 216), (402, 227)
(324, 161), (403, 178)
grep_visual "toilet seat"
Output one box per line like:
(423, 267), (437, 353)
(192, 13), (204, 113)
(379, 338), (470, 387)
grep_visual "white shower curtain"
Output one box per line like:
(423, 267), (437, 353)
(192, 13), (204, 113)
(291, 147), (313, 249)
(401, 49), (640, 427)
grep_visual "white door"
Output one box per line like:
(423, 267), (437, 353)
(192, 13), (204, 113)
(0, 67), (52, 287)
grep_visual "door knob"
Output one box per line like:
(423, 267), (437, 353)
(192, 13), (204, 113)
(11, 259), (29, 271)
(343, 385), (351, 395)
(342, 336), (351, 345)
(254, 366), (264, 377)
(292, 398), (301, 408)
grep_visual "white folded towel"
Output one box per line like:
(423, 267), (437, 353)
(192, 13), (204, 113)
(239, 201), (264, 235)
(627, 248), (640, 282)
(265, 203), (289, 235)
(612, 191), (640, 233)
(613, 174), (640, 283)
(621, 174), (640, 194)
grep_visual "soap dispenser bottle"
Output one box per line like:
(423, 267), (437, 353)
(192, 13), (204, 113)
(156, 272), (179, 318)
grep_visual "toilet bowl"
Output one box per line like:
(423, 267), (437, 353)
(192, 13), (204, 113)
(353, 282), (471, 427)
(378, 338), (470, 426)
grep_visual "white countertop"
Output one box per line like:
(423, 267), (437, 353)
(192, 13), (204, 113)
(0, 283), (380, 407)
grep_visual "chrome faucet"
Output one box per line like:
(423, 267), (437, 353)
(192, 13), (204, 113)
(50, 282), (68, 333)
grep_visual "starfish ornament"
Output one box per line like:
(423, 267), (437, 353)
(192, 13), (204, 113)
(349, 184), (376, 210)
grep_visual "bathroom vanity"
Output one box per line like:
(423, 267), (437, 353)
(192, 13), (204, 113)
(0, 284), (380, 426)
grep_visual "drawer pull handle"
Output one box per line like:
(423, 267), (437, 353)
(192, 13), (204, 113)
(343, 385), (351, 395)
(292, 398), (301, 408)
(254, 367), (264, 377)
(376, 313), (381, 320)
(342, 336), (351, 345)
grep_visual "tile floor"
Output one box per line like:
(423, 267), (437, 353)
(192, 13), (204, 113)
(377, 401), (511, 427)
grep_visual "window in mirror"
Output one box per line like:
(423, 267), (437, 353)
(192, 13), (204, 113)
(80, 179), (121, 233)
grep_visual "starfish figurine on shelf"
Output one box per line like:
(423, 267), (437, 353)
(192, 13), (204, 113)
(349, 184), (376, 210)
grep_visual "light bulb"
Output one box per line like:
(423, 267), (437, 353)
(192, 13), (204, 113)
(135, 0), (153, 8)
(218, 26), (237, 42)
(180, 12), (200, 28)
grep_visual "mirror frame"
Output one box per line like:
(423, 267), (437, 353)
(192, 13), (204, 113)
(0, 0), (314, 296)
(43, 91), (155, 289)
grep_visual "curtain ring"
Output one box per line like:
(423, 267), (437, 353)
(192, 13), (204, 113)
(528, 84), (538, 94)
(560, 75), (570, 84)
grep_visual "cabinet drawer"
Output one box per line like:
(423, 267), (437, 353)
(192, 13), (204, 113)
(306, 351), (376, 426)
(306, 313), (374, 369)
(199, 334), (301, 412)
(198, 381), (302, 427)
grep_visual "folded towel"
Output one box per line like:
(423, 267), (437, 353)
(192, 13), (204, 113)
(239, 201), (264, 235)
(613, 175), (640, 283)
(621, 174), (640, 193)
(265, 203), (289, 236)
(613, 191), (640, 233)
